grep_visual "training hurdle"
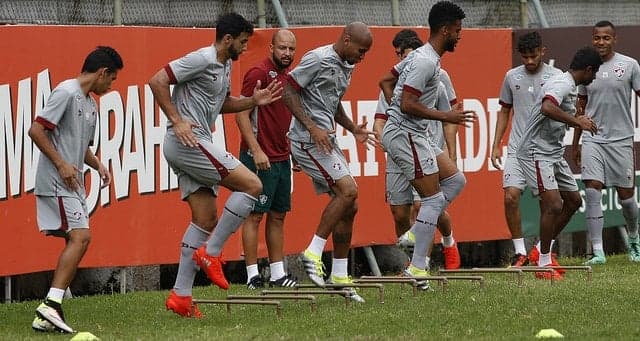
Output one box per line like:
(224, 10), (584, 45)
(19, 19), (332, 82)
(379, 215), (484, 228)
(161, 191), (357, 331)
(193, 299), (283, 318)
(294, 283), (386, 303)
(439, 268), (524, 287)
(518, 265), (593, 282)
(261, 289), (353, 307)
(354, 277), (419, 296)
(359, 275), (450, 294)
(227, 294), (317, 313)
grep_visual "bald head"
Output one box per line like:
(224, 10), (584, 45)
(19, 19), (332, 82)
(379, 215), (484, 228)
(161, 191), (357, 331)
(272, 29), (296, 45)
(270, 29), (297, 70)
(343, 22), (372, 46)
(334, 22), (372, 64)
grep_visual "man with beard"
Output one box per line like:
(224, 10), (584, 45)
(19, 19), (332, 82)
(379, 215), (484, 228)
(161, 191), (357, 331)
(235, 30), (298, 289)
(490, 31), (562, 267)
(283, 22), (376, 302)
(149, 12), (283, 318)
(380, 1), (473, 283)
(571, 21), (640, 265)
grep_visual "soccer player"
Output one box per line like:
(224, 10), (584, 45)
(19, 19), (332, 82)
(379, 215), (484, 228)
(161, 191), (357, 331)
(283, 22), (375, 302)
(490, 31), (562, 267)
(516, 46), (602, 280)
(29, 46), (123, 333)
(570, 21), (640, 264)
(379, 0), (472, 285)
(149, 13), (282, 318)
(236, 29), (298, 289)
(374, 32), (461, 271)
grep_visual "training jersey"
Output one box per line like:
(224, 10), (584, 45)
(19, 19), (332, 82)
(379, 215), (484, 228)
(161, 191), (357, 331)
(164, 45), (231, 140)
(386, 43), (441, 134)
(34, 79), (98, 197)
(578, 52), (640, 143)
(499, 63), (562, 154)
(287, 44), (354, 143)
(427, 81), (452, 149)
(517, 71), (577, 161)
(240, 58), (292, 162)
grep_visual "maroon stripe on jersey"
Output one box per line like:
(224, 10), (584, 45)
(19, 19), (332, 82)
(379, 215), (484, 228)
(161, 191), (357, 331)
(409, 134), (424, 178)
(286, 74), (302, 92)
(542, 95), (559, 106)
(301, 142), (335, 188)
(450, 98), (458, 106)
(498, 100), (512, 109)
(391, 68), (399, 77)
(374, 113), (388, 120)
(164, 64), (178, 84)
(198, 144), (230, 179)
(635, 90), (640, 97)
(57, 197), (68, 231)
(535, 160), (545, 194)
(403, 85), (422, 97)
(35, 116), (56, 130)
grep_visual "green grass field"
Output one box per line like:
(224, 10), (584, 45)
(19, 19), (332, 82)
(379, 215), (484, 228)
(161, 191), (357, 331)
(3, 255), (640, 340)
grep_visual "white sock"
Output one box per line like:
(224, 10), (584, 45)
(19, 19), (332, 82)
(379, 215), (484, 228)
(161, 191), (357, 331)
(538, 252), (551, 267)
(306, 235), (327, 256)
(425, 256), (431, 270)
(592, 241), (604, 253)
(331, 258), (348, 278)
(442, 233), (455, 248)
(46, 287), (65, 303)
(270, 261), (286, 280)
(535, 239), (555, 252)
(513, 238), (526, 255)
(246, 264), (259, 283)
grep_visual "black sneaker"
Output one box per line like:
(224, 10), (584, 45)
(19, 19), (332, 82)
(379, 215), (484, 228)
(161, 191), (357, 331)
(247, 275), (264, 290)
(269, 274), (298, 288)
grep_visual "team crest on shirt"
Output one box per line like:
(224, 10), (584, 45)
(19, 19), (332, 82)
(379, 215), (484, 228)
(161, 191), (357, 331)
(268, 70), (277, 78)
(541, 73), (552, 81)
(515, 85), (521, 90)
(514, 74), (524, 81)
(333, 163), (342, 171)
(613, 62), (626, 79)
(259, 194), (268, 205)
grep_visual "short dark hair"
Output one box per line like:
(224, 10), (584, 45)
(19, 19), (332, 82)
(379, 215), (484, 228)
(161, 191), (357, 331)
(570, 46), (603, 70)
(392, 29), (419, 48)
(428, 1), (466, 32)
(81, 46), (123, 73)
(215, 12), (254, 42)
(594, 20), (615, 31)
(517, 31), (542, 53)
(399, 37), (423, 52)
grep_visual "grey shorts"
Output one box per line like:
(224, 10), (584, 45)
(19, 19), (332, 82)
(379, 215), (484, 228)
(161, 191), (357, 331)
(382, 122), (439, 181)
(502, 154), (526, 190)
(289, 139), (353, 194)
(36, 195), (89, 236)
(163, 134), (240, 200)
(581, 138), (635, 188)
(518, 157), (578, 196)
(386, 157), (420, 205)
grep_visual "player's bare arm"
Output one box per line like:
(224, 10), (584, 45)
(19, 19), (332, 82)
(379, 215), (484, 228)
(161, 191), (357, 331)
(490, 105), (511, 169)
(28, 121), (80, 191)
(443, 121), (458, 162)
(282, 83), (333, 153)
(84, 149), (111, 188)
(223, 79), (283, 113)
(372, 118), (387, 150)
(401, 90), (476, 124)
(379, 71), (398, 104)
(235, 106), (270, 170)
(149, 68), (199, 148)
(570, 95), (588, 167)
(541, 98), (597, 134)
(336, 103), (378, 149)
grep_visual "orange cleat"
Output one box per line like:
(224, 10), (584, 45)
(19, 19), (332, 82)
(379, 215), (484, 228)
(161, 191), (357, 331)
(443, 242), (461, 269)
(166, 290), (202, 318)
(509, 254), (529, 267)
(528, 245), (540, 265)
(192, 246), (229, 290)
(534, 266), (563, 281)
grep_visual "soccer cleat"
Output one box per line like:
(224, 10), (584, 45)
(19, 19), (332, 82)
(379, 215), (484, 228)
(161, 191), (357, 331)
(165, 290), (202, 318)
(403, 264), (431, 291)
(32, 315), (57, 332)
(327, 275), (365, 303)
(534, 266), (563, 280)
(247, 275), (264, 290)
(397, 230), (416, 247)
(35, 300), (74, 333)
(509, 253), (529, 267)
(300, 250), (326, 287)
(549, 254), (565, 274)
(192, 246), (229, 290)
(584, 250), (607, 265)
(528, 245), (540, 265)
(269, 274), (298, 288)
(629, 237), (640, 262)
(442, 242), (461, 269)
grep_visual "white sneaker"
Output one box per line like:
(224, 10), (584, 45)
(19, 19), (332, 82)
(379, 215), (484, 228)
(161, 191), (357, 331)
(403, 265), (431, 291)
(327, 275), (365, 303)
(300, 251), (326, 287)
(36, 301), (74, 333)
(31, 315), (56, 332)
(397, 231), (416, 247)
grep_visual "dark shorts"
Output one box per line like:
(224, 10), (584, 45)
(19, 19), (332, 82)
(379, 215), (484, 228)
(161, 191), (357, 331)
(240, 150), (292, 213)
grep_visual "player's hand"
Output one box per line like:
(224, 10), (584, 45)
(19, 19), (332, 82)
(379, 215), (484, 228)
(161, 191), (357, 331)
(252, 149), (271, 170)
(309, 125), (334, 154)
(353, 121), (379, 150)
(576, 115), (597, 135)
(490, 145), (504, 170)
(57, 161), (81, 191)
(444, 103), (476, 126)
(97, 163), (111, 189)
(173, 118), (200, 147)
(372, 120), (386, 151)
(252, 79), (283, 106)
(570, 146), (582, 169)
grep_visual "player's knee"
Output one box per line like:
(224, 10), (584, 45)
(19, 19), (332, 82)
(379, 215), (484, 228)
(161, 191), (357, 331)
(542, 200), (563, 216)
(68, 229), (91, 249)
(245, 176), (263, 198)
(503, 190), (520, 209)
(565, 194), (582, 213)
